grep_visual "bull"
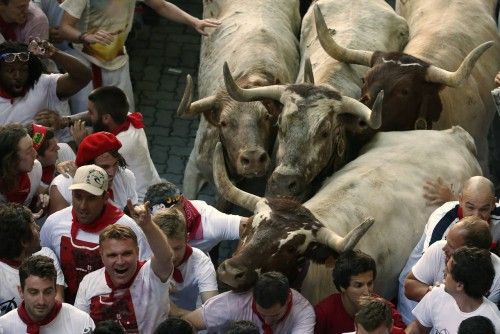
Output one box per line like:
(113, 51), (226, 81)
(213, 126), (481, 304)
(178, 0), (300, 199)
(316, 0), (499, 173)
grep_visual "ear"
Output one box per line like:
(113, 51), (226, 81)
(417, 84), (443, 126)
(369, 51), (386, 67)
(202, 107), (220, 127)
(261, 99), (283, 118)
(305, 242), (339, 264)
(17, 285), (23, 299)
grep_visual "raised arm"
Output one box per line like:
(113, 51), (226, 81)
(127, 200), (173, 282)
(143, 0), (220, 36)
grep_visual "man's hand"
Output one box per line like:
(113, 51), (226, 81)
(495, 71), (500, 87)
(423, 177), (455, 206)
(127, 200), (152, 228)
(70, 120), (88, 146)
(28, 38), (57, 58)
(34, 109), (64, 130)
(56, 160), (77, 178)
(193, 18), (221, 36)
(80, 30), (114, 45)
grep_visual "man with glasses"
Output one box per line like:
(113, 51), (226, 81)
(41, 164), (151, 303)
(48, 131), (137, 214)
(0, 40), (90, 126)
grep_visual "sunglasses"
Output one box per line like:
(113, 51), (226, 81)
(0, 52), (30, 63)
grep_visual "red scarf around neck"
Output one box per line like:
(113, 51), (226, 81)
(0, 172), (30, 204)
(41, 165), (56, 185)
(181, 198), (203, 241)
(0, 257), (22, 268)
(0, 16), (16, 41)
(71, 203), (124, 242)
(251, 291), (293, 334)
(17, 300), (62, 334)
(111, 112), (145, 136)
(172, 244), (193, 283)
(104, 260), (146, 298)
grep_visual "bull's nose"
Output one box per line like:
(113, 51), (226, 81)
(266, 172), (305, 197)
(237, 148), (269, 175)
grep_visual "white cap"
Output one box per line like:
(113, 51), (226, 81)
(69, 164), (108, 196)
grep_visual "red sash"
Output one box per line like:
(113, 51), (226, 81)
(111, 112), (145, 135)
(251, 291), (293, 334)
(0, 173), (30, 204)
(181, 198), (203, 241)
(60, 204), (124, 303)
(172, 244), (193, 283)
(89, 261), (146, 333)
(17, 300), (62, 334)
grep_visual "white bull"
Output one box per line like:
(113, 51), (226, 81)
(180, 0), (300, 199)
(213, 126), (481, 304)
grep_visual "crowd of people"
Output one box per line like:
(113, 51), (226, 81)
(0, 0), (499, 333)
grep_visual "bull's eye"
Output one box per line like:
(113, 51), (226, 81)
(287, 245), (296, 253)
(400, 88), (409, 96)
(321, 131), (329, 139)
(264, 113), (271, 121)
(220, 120), (227, 127)
(361, 77), (365, 84)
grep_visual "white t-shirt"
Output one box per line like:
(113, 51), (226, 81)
(50, 167), (138, 209)
(189, 200), (241, 253)
(75, 260), (169, 333)
(0, 302), (95, 334)
(0, 160), (42, 206)
(56, 143), (76, 163)
(170, 247), (218, 311)
(0, 74), (63, 125)
(202, 289), (315, 334)
(412, 286), (500, 334)
(0, 247), (65, 316)
(116, 125), (161, 201)
(412, 239), (500, 303)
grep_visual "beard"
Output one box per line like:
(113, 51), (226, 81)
(92, 118), (109, 132)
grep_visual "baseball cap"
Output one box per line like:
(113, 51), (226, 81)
(144, 181), (182, 213)
(69, 165), (109, 196)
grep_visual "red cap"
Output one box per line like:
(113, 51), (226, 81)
(75, 132), (122, 167)
(31, 123), (47, 151)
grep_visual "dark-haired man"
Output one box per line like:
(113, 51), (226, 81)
(0, 203), (65, 315)
(315, 250), (405, 334)
(0, 255), (94, 333)
(406, 247), (500, 334)
(458, 316), (496, 334)
(0, 40), (90, 125)
(183, 271), (315, 333)
(344, 297), (395, 334)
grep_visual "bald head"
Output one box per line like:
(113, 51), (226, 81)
(459, 176), (496, 221)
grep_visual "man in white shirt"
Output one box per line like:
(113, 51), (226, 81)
(41, 164), (151, 303)
(404, 216), (500, 309)
(0, 255), (94, 333)
(145, 181), (247, 253)
(153, 207), (218, 317)
(183, 271), (316, 333)
(75, 201), (174, 333)
(0, 203), (65, 315)
(406, 246), (500, 334)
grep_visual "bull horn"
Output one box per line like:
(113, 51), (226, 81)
(303, 58), (315, 84)
(177, 74), (216, 118)
(213, 142), (261, 211)
(340, 90), (383, 129)
(223, 62), (286, 102)
(425, 41), (494, 87)
(316, 217), (374, 252)
(314, 4), (373, 67)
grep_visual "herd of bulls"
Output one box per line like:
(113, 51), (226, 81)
(178, 0), (500, 304)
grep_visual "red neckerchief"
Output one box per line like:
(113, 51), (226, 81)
(172, 244), (193, 283)
(252, 291), (293, 334)
(457, 206), (464, 220)
(71, 203), (124, 244)
(41, 165), (56, 185)
(104, 260), (146, 298)
(108, 188), (114, 201)
(17, 300), (62, 334)
(0, 257), (22, 268)
(0, 173), (30, 203)
(181, 198), (203, 241)
(0, 16), (16, 41)
(0, 88), (27, 104)
(111, 112), (145, 136)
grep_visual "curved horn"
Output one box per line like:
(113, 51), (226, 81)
(316, 217), (374, 252)
(340, 90), (383, 129)
(223, 62), (286, 102)
(213, 142), (261, 211)
(303, 57), (315, 84)
(425, 41), (494, 87)
(177, 74), (216, 118)
(314, 4), (373, 67)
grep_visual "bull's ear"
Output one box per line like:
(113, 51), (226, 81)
(261, 99), (283, 118)
(305, 242), (339, 264)
(419, 84), (443, 124)
(202, 103), (221, 126)
(369, 51), (386, 67)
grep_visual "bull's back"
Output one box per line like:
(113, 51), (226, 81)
(298, 0), (408, 97)
(301, 127), (481, 304)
